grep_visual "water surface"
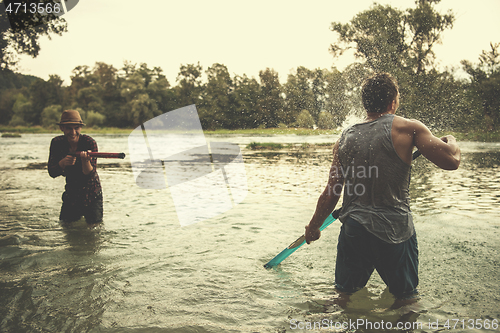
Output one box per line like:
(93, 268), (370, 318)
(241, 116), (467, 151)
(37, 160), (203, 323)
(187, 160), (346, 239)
(1, 134), (499, 332)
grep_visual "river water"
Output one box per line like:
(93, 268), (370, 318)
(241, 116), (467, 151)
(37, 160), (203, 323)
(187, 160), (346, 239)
(1, 133), (499, 332)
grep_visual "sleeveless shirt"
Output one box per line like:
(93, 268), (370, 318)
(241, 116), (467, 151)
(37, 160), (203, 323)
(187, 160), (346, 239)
(337, 114), (414, 244)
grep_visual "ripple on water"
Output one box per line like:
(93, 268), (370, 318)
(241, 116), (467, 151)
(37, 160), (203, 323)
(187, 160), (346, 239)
(1, 135), (499, 331)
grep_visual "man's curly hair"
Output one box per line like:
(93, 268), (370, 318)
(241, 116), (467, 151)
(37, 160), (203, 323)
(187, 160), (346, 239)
(362, 73), (399, 113)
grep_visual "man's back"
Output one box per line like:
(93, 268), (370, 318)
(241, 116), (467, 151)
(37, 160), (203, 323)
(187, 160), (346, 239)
(304, 72), (461, 305)
(338, 114), (414, 244)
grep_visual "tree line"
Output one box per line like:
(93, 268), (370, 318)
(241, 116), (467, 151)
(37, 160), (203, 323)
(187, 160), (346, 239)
(0, 61), (354, 130)
(0, 0), (498, 132)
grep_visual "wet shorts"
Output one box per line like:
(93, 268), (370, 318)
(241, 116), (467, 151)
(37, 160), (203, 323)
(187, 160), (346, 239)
(335, 216), (419, 299)
(59, 191), (103, 224)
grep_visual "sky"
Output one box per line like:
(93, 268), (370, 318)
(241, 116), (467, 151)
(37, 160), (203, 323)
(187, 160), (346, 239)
(13, 0), (500, 86)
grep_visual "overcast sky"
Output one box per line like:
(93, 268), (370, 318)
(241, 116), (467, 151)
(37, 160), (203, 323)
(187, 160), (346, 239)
(14, 0), (500, 86)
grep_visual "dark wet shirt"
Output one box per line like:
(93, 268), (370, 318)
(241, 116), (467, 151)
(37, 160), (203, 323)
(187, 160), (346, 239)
(48, 134), (102, 206)
(338, 114), (414, 244)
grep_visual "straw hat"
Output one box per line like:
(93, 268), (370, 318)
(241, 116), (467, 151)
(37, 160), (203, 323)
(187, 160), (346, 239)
(57, 110), (86, 126)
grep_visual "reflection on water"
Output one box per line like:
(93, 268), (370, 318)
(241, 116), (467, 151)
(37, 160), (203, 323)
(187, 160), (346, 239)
(0, 134), (499, 332)
(0, 217), (109, 332)
(62, 220), (104, 253)
(411, 151), (500, 215)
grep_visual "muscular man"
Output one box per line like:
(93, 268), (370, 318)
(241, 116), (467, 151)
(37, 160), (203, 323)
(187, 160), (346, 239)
(305, 73), (460, 306)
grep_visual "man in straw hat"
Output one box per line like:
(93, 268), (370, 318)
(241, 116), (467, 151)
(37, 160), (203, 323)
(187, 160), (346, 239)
(48, 110), (103, 227)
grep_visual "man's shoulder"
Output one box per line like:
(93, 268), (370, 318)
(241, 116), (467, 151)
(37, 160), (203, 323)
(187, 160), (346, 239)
(393, 115), (424, 131)
(51, 135), (66, 143)
(80, 134), (97, 143)
(80, 134), (98, 150)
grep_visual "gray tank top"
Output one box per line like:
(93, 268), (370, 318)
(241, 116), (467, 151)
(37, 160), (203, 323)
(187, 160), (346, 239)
(338, 114), (414, 244)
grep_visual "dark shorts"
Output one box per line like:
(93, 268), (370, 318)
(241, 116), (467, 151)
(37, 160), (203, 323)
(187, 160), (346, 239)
(59, 191), (103, 224)
(335, 216), (419, 299)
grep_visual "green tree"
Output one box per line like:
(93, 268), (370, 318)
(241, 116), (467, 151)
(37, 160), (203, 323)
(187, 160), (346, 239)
(133, 63), (172, 114)
(91, 62), (123, 126)
(233, 74), (261, 129)
(174, 62), (203, 108)
(323, 67), (350, 126)
(26, 74), (64, 125)
(405, 0), (454, 75)
(76, 86), (103, 113)
(283, 67), (315, 126)
(0, 1), (67, 70)
(295, 109), (315, 129)
(0, 70), (38, 124)
(258, 68), (283, 128)
(0, 88), (16, 124)
(68, 62), (129, 127)
(41, 104), (62, 128)
(200, 63), (234, 130)
(64, 61), (174, 128)
(461, 43), (500, 129)
(330, 0), (454, 76)
(341, 63), (372, 116)
(330, 0), (455, 126)
(119, 62), (169, 126)
(310, 68), (326, 120)
(67, 65), (107, 128)
(283, 66), (358, 127)
(0, 68), (38, 90)
(120, 73), (156, 126)
(84, 110), (106, 127)
(67, 65), (94, 106)
(8, 93), (32, 126)
(317, 111), (336, 129)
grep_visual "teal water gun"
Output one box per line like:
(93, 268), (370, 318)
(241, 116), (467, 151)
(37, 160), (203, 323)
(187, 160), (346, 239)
(264, 150), (422, 269)
(263, 208), (340, 269)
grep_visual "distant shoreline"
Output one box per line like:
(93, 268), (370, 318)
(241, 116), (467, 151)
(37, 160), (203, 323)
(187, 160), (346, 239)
(0, 126), (340, 136)
(1, 126), (499, 142)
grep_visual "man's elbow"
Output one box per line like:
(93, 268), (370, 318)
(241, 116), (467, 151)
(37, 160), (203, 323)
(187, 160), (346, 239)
(49, 172), (61, 178)
(450, 159), (460, 170)
(441, 156), (460, 170)
(82, 168), (93, 176)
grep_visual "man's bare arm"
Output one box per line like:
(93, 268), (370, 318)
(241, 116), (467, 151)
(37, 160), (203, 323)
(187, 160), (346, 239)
(305, 141), (344, 244)
(412, 120), (461, 170)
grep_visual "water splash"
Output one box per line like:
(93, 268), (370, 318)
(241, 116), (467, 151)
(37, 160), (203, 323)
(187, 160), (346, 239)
(340, 108), (366, 130)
